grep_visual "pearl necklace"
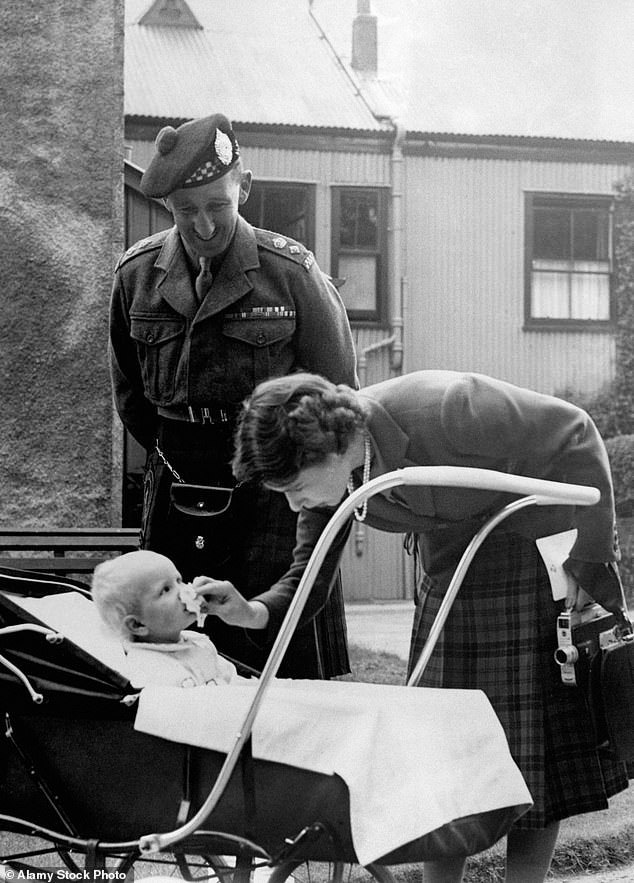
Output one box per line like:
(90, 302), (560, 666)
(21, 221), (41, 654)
(347, 432), (372, 522)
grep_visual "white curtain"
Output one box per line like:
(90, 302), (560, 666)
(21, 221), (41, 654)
(532, 259), (609, 319)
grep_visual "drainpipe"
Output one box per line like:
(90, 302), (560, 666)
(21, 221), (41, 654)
(353, 119), (406, 555)
(389, 119), (406, 375)
(357, 118), (406, 386)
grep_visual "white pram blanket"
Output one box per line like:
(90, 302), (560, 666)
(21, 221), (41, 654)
(136, 680), (532, 865)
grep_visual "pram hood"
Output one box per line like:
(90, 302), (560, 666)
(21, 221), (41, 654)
(0, 567), (133, 701)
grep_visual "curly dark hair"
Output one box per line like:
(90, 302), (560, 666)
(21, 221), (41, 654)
(232, 373), (368, 485)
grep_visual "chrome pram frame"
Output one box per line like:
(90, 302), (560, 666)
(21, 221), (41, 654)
(0, 467), (599, 883)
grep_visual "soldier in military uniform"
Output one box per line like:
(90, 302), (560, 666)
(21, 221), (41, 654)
(109, 113), (357, 678)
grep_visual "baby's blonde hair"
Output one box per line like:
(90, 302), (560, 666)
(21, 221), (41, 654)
(91, 551), (153, 639)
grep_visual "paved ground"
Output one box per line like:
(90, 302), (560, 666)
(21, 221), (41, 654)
(559, 871), (633, 883)
(344, 600), (412, 660)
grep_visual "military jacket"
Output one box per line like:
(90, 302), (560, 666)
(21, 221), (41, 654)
(110, 217), (357, 449)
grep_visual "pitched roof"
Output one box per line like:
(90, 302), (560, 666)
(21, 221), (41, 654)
(125, 0), (390, 132)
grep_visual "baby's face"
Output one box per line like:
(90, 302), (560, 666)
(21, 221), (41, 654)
(134, 557), (197, 642)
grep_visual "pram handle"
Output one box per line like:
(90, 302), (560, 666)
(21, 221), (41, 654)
(0, 624), (63, 704)
(139, 466), (598, 854)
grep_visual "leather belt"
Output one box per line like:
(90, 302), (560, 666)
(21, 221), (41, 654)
(157, 405), (237, 425)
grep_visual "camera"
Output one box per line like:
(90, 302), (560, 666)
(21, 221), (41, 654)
(554, 604), (620, 687)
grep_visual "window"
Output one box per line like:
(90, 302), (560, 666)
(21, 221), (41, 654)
(525, 193), (613, 327)
(240, 182), (315, 250)
(331, 187), (388, 322)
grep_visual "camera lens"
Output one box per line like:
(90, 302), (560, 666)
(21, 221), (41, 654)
(554, 646), (579, 665)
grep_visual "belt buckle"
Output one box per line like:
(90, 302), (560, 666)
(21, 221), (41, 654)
(187, 405), (229, 424)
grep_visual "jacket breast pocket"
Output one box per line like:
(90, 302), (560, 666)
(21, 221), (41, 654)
(130, 315), (185, 404)
(222, 318), (296, 388)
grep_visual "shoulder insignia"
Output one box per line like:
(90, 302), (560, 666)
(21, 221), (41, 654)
(115, 230), (168, 270)
(255, 228), (315, 272)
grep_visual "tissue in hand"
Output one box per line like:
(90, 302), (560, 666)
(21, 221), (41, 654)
(179, 583), (206, 627)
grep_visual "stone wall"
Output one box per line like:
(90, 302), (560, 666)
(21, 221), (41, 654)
(0, 0), (124, 526)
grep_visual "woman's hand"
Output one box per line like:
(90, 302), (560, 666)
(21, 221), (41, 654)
(192, 576), (270, 629)
(562, 558), (631, 629)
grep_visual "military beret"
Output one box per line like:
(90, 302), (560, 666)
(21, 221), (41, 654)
(140, 113), (240, 198)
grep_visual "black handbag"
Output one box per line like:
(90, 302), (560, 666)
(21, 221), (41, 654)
(596, 634), (634, 761)
(170, 483), (235, 517)
(588, 629), (634, 762)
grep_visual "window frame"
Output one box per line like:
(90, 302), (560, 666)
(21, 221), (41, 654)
(240, 180), (316, 252)
(331, 185), (389, 324)
(524, 191), (615, 331)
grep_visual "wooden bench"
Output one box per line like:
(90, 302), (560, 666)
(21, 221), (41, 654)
(0, 528), (140, 577)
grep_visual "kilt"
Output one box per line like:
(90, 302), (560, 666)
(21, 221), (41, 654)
(139, 418), (349, 679)
(408, 529), (631, 829)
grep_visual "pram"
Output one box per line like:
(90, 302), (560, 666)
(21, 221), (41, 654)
(0, 467), (600, 882)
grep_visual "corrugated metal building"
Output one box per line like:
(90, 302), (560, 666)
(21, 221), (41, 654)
(121, 0), (634, 601)
(401, 136), (634, 393)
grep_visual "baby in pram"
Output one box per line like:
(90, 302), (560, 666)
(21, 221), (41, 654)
(92, 550), (246, 689)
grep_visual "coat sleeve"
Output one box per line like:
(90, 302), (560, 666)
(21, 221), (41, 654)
(109, 270), (158, 451)
(439, 375), (618, 563)
(293, 263), (359, 388)
(250, 506), (352, 634)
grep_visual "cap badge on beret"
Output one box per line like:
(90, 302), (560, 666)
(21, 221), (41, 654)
(214, 129), (234, 165)
(183, 128), (239, 187)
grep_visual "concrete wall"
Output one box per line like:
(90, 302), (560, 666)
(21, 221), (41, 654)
(0, 0), (124, 526)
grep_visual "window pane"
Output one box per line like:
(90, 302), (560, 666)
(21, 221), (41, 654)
(570, 273), (610, 319)
(572, 209), (609, 261)
(241, 185), (310, 246)
(533, 207), (570, 260)
(340, 192), (378, 248)
(532, 266), (610, 319)
(264, 189), (309, 243)
(572, 260), (610, 273)
(532, 271), (570, 318)
(337, 253), (377, 312)
(533, 259), (570, 272)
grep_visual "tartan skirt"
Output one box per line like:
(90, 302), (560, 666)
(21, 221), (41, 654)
(408, 529), (631, 829)
(139, 418), (350, 679)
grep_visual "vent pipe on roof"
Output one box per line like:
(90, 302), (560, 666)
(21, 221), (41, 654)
(352, 0), (377, 73)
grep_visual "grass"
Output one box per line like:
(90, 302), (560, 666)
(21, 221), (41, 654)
(346, 643), (634, 881)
